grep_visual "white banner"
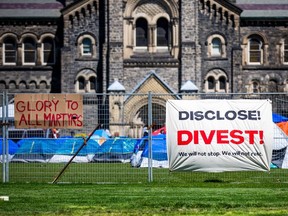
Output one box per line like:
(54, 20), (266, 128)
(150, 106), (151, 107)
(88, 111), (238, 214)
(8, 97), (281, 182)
(166, 99), (273, 172)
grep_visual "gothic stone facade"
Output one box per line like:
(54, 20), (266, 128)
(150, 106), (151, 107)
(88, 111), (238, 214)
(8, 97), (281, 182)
(0, 0), (288, 136)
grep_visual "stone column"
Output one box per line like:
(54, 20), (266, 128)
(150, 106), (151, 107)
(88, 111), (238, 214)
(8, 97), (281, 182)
(180, 0), (200, 90)
(109, 92), (125, 136)
(107, 0), (124, 86)
(36, 43), (41, 65)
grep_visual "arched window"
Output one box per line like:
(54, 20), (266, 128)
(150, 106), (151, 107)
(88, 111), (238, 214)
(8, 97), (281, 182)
(77, 34), (96, 58)
(268, 79), (278, 92)
(252, 81), (260, 93)
(89, 76), (96, 91)
(69, 15), (73, 26)
(135, 18), (148, 47)
(123, 1), (179, 59)
(157, 18), (169, 47)
(82, 38), (92, 55)
(283, 38), (288, 63)
(29, 81), (37, 90)
(75, 69), (97, 93)
(207, 34), (226, 58)
(249, 38), (262, 64)
(9, 81), (16, 89)
(208, 76), (215, 90)
(205, 69), (228, 93)
(23, 38), (36, 65)
(3, 37), (17, 65)
(219, 76), (226, 90)
(39, 81), (47, 89)
(211, 38), (221, 56)
(0, 81), (6, 90)
(137, 103), (166, 129)
(42, 37), (55, 65)
(19, 81), (27, 89)
(78, 77), (85, 90)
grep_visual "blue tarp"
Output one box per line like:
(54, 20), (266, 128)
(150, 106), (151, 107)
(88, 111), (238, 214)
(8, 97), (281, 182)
(55, 138), (100, 155)
(89, 129), (111, 145)
(131, 134), (168, 168)
(13, 138), (100, 155)
(273, 113), (288, 123)
(92, 137), (137, 162)
(12, 139), (58, 162)
(91, 129), (110, 138)
(0, 139), (18, 154)
(15, 139), (58, 154)
(141, 134), (167, 161)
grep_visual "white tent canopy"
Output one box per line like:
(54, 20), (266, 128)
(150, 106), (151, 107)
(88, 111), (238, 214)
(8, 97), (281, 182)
(0, 104), (14, 118)
(272, 124), (288, 168)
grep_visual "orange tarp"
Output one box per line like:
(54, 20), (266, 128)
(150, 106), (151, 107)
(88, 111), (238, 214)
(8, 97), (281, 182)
(277, 121), (288, 136)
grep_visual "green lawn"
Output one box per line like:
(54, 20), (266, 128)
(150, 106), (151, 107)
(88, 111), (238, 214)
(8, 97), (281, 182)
(1, 163), (288, 215)
(4, 163), (288, 184)
(1, 182), (288, 215)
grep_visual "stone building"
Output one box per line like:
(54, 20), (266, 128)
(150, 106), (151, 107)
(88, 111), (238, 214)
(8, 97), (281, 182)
(0, 0), (287, 136)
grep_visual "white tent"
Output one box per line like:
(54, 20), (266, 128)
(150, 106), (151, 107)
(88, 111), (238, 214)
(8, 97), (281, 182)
(272, 124), (288, 168)
(0, 104), (14, 118)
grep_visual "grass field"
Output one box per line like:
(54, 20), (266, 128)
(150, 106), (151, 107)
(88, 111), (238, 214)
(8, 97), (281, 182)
(1, 164), (288, 215)
(1, 182), (288, 215)
(4, 163), (288, 184)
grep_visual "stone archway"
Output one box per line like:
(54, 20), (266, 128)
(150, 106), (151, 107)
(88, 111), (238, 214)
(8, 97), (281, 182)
(135, 103), (166, 129)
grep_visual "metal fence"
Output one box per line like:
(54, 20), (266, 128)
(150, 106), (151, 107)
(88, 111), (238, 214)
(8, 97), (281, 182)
(1, 91), (288, 183)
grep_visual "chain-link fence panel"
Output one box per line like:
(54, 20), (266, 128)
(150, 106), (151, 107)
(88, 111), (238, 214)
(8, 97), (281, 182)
(1, 92), (288, 183)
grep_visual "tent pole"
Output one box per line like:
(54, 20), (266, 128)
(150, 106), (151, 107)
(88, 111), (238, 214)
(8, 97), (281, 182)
(52, 124), (102, 184)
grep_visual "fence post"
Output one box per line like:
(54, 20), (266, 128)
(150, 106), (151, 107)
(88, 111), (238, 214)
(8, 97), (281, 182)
(4, 91), (9, 183)
(2, 91), (9, 183)
(148, 91), (153, 182)
(1, 92), (5, 183)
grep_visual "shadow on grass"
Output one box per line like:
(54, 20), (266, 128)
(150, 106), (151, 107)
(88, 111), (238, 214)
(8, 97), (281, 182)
(203, 179), (225, 183)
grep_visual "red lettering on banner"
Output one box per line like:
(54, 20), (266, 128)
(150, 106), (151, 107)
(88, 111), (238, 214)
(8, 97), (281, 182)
(43, 113), (83, 127)
(35, 114), (42, 126)
(19, 114), (27, 126)
(230, 130), (244, 144)
(245, 130), (258, 144)
(216, 130), (229, 144)
(15, 100), (59, 112)
(14, 94), (83, 129)
(27, 102), (35, 111)
(51, 100), (59, 112)
(259, 131), (264, 144)
(18, 113), (42, 126)
(177, 130), (192, 145)
(177, 130), (264, 145)
(66, 100), (78, 110)
(15, 101), (25, 112)
(201, 130), (215, 144)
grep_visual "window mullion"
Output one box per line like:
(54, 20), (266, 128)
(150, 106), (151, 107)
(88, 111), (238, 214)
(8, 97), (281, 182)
(150, 25), (156, 52)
